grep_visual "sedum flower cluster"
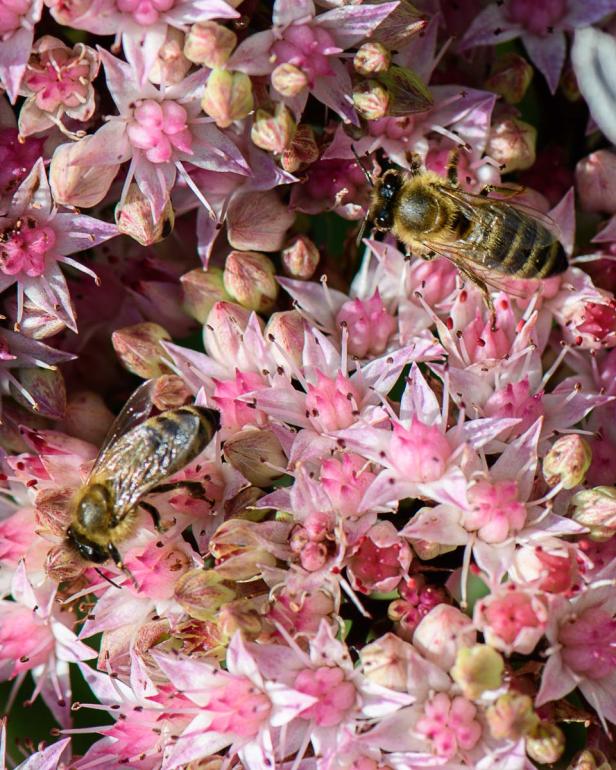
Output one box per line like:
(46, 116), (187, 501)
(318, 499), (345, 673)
(2, 1), (616, 769)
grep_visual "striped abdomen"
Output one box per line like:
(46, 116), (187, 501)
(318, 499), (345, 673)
(458, 204), (568, 279)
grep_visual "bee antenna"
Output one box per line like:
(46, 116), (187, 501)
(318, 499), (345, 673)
(351, 145), (374, 188)
(95, 568), (122, 590)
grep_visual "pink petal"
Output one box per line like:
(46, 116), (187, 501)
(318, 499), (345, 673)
(523, 30), (566, 94)
(317, 1), (400, 49)
(310, 57), (358, 125)
(228, 30), (276, 75)
(133, 154), (176, 220)
(14, 738), (70, 770)
(0, 26), (34, 103)
(458, 4), (521, 49)
(68, 120), (132, 167)
(53, 214), (118, 255)
(273, 0), (314, 27)
(227, 190), (295, 251)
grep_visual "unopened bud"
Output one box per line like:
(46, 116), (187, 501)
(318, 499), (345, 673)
(571, 485), (616, 541)
(575, 150), (616, 214)
(64, 391), (114, 446)
(210, 519), (277, 580)
(223, 428), (287, 486)
(181, 267), (230, 323)
(149, 28), (191, 85)
(202, 68), (253, 129)
(486, 692), (539, 740)
(45, 543), (86, 582)
(174, 568), (236, 621)
(151, 375), (192, 411)
(354, 42), (391, 75)
(487, 117), (536, 173)
(281, 123), (320, 173)
(265, 310), (305, 372)
(281, 235), (320, 279)
(35, 487), (74, 536)
(11, 367), (66, 419)
(204, 301), (251, 362)
(251, 104), (296, 154)
(485, 53), (533, 104)
(525, 721), (565, 764)
(184, 21), (237, 67)
(116, 183), (174, 246)
(543, 434), (591, 489)
(223, 251), (278, 313)
(50, 140), (119, 208)
(567, 749), (611, 770)
(353, 80), (390, 120)
(413, 604), (476, 670)
(450, 644), (504, 699)
(271, 63), (308, 97)
(111, 322), (171, 378)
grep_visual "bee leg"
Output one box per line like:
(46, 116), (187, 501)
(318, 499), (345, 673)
(479, 183), (525, 198)
(408, 152), (423, 176)
(140, 501), (163, 532)
(446, 149), (460, 187)
(150, 481), (207, 499)
(107, 543), (138, 588)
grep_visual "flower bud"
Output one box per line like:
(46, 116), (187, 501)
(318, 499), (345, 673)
(11, 367), (66, 419)
(184, 21), (237, 67)
(412, 604), (476, 670)
(151, 375), (192, 411)
(265, 310), (305, 372)
(202, 69), (253, 129)
(486, 117), (536, 173)
(525, 721), (565, 764)
(50, 140), (119, 208)
(450, 644), (504, 699)
(116, 183), (175, 246)
(223, 251), (278, 313)
(354, 42), (391, 75)
(352, 80), (390, 120)
(485, 53), (533, 104)
(174, 568), (236, 621)
(281, 124), (320, 173)
(251, 104), (296, 154)
(204, 301), (251, 363)
(210, 519), (278, 580)
(571, 486), (616, 541)
(64, 391), (114, 446)
(223, 428), (287, 486)
(567, 749), (611, 770)
(281, 235), (320, 280)
(181, 267), (230, 323)
(575, 150), (616, 214)
(149, 28), (191, 85)
(271, 63), (308, 97)
(45, 543), (86, 582)
(35, 487), (74, 536)
(217, 597), (263, 641)
(486, 692), (539, 740)
(111, 322), (172, 378)
(543, 434), (591, 489)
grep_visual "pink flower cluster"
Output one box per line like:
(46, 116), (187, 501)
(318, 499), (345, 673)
(2, 1), (616, 769)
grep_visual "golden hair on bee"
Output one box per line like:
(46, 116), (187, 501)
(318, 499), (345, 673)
(363, 150), (568, 306)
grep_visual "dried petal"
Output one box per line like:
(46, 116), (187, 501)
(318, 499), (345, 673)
(111, 322), (172, 378)
(223, 428), (287, 486)
(223, 251), (278, 313)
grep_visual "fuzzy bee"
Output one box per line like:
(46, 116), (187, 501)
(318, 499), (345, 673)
(66, 380), (220, 570)
(362, 150), (568, 306)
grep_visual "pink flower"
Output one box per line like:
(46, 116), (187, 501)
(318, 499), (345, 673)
(347, 521), (412, 594)
(211, 369), (269, 432)
(537, 585), (616, 725)
(320, 453), (376, 519)
(0, 159), (117, 331)
(415, 692), (482, 758)
(390, 418), (452, 484)
(294, 665), (357, 727)
(336, 291), (397, 359)
(305, 371), (363, 433)
(19, 36), (100, 137)
(412, 604), (477, 670)
(0, 0), (43, 101)
(463, 479), (527, 544)
(474, 584), (549, 655)
(52, 50), (248, 219)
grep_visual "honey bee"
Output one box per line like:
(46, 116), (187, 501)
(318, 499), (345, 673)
(66, 380), (220, 570)
(363, 150), (568, 304)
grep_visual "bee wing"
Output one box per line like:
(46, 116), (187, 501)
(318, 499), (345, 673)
(90, 409), (212, 513)
(88, 379), (156, 482)
(437, 185), (562, 242)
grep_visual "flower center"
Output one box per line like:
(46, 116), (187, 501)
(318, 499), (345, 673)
(206, 676), (271, 738)
(272, 23), (339, 88)
(506, 0), (567, 37)
(115, 0), (175, 25)
(0, 218), (56, 277)
(0, 0), (30, 38)
(127, 99), (193, 164)
(294, 666), (357, 727)
(305, 371), (362, 433)
(416, 693), (481, 758)
(25, 47), (91, 112)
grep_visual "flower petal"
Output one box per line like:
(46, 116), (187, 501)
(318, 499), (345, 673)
(523, 30), (566, 94)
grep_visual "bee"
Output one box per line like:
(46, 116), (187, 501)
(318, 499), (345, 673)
(66, 380), (220, 570)
(362, 150), (568, 305)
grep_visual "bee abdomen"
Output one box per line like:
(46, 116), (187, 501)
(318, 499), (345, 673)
(485, 215), (567, 278)
(142, 406), (220, 473)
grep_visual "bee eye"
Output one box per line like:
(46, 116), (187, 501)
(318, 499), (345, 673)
(375, 212), (392, 230)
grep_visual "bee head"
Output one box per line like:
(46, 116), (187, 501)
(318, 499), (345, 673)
(66, 525), (109, 564)
(371, 170), (402, 232)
